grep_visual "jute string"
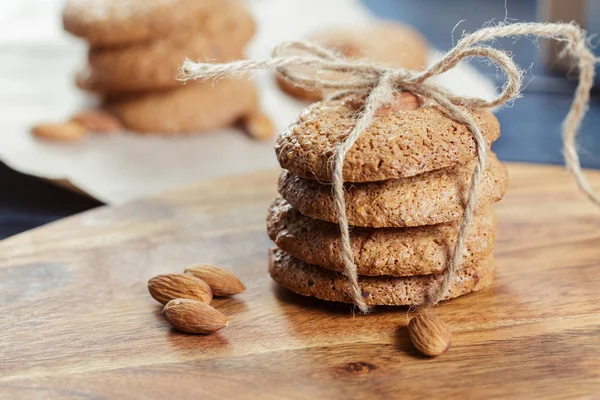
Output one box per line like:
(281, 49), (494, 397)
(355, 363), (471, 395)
(180, 22), (600, 313)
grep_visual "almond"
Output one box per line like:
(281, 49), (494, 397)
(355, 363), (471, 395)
(242, 111), (275, 140)
(408, 311), (452, 357)
(148, 274), (213, 305)
(336, 42), (362, 58)
(185, 264), (245, 296)
(163, 298), (228, 334)
(70, 110), (122, 133)
(375, 92), (420, 116)
(31, 122), (87, 141)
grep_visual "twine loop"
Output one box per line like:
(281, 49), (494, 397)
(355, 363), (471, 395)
(180, 22), (600, 313)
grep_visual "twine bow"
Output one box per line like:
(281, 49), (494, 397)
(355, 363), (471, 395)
(181, 22), (599, 313)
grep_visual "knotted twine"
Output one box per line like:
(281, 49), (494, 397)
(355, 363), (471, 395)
(180, 22), (600, 313)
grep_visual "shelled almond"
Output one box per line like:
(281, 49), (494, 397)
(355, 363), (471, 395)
(242, 111), (275, 140)
(31, 122), (87, 141)
(70, 110), (122, 132)
(408, 311), (452, 357)
(185, 264), (245, 296)
(163, 299), (228, 334)
(148, 264), (245, 335)
(374, 92), (420, 116)
(148, 273), (213, 305)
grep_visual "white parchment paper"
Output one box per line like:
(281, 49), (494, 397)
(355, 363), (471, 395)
(0, 0), (497, 204)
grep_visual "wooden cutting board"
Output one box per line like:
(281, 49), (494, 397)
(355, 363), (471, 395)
(1, 163), (599, 399)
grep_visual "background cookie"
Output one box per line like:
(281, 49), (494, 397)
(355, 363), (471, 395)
(276, 22), (428, 101)
(63, 0), (220, 46)
(267, 197), (496, 276)
(275, 95), (500, 182)
(105, 79), (257, 133)
(278, 152), (508, 228)
(269, 248), (495, 306)
(81, 1), (254, 93)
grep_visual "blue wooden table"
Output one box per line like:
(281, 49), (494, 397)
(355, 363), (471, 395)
(0, 0), (598, 239)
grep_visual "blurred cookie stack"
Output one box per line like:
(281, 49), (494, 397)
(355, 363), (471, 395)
(62, 0), (271, 137)
(276, 22), (428, 101)
(267, 92), (508, 306)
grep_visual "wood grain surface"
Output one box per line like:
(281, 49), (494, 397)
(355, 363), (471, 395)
(1, 163), (600, 399)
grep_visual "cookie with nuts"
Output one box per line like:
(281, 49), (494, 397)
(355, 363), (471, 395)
(275, 92), (500, 182)
(78, 0), (255, 93)
(62, 0), (221, 46)
(105, 78), (258, 133)
(278, 152), (507, 228)
(269, 248), (494, 306)
(276, 23), (428, 101)
(267, 197), (496, 276)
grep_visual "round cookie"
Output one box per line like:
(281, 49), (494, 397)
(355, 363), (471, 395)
(275, 93), (500, 182)
(63, 0), (220, 46)
(276, 22), (428, 101)
(267, 197), (496, 276)
(269, 248), (495, 306)
(278, 152), (508, 228)
(105, 78), (257, 133)
(80, 1), (255, 93)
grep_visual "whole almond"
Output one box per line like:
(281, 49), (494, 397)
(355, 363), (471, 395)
(242, 112), (275, 141)
(163, 298), (228, 334)
(336, 42), (362, 58)
(70, 110), (122, 133)
(31, 122), (87, 141)
(408, 311), (452, 357)
(375, 92), (420, 116)
(148, 274), (213, 305)
(185, 264), (245, 296)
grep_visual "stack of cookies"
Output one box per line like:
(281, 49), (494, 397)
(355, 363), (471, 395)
(267, 92), (508, 306)
(277, 22), (428, 101)
(62, 0), (262, 134)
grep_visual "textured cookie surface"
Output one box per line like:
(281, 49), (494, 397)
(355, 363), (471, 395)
(275, 94), (500, 182)
(105, 78), (257, 133)
(267, 197), (496, 276)
(269, 248), (495, 306)
(276, 22), (428, 101)
(63, 0), (220, 46)
(80, 1), (254, 93)
(279, 152), (508, 228)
